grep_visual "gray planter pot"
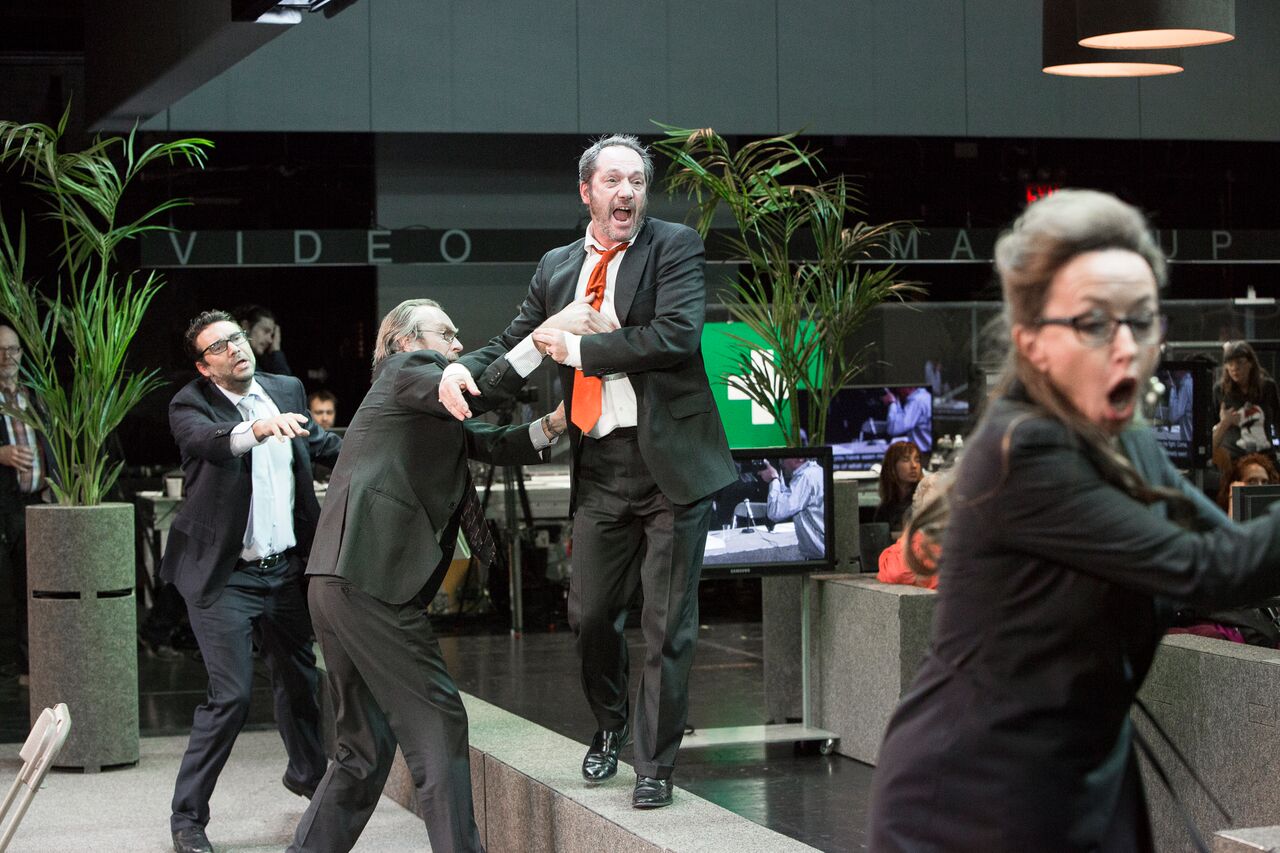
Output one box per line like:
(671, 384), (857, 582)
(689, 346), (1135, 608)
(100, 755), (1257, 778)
(26, 502), (139, 771)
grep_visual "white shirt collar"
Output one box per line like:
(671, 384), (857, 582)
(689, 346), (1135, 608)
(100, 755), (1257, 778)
(582, 223), (637, 255)
(214, 377), (266, 409)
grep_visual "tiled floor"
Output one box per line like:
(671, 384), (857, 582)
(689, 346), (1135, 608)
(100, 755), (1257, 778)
(0, 582), (874, 852)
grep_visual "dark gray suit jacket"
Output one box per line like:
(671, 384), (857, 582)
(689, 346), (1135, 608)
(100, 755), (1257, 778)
(464, 217), (735, 510)
(160, 372), (341, 608)
(869, 396), (1280, 851)
(306, 350), (541, 605)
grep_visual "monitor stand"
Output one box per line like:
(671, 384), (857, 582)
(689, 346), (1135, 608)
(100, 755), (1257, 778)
(680, 572), (839, 755)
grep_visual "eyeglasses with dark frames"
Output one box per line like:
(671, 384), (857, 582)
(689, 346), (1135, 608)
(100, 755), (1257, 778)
(199, 330), (249, 358)
(416, 326), (458, 345)
(1035, 309), (1167, 348)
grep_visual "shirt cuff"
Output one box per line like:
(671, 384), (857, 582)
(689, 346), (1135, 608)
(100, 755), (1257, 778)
(506, 335), (545, 379)
(564, 332), (583, 369)
(528, 418), (559, 451)
(441, 361), (475, 388)
(229, 421), (260, 456)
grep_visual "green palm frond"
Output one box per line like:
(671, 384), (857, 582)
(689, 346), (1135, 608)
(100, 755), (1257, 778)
(0, 102), (213, 505)
(653, 123), (922, 446)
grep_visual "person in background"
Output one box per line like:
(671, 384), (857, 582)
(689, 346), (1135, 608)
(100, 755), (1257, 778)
(877, 472), (940, 589)
(164, 310), (340, 853)
(872, 440), (922, 534)
(868, 189), (1280, 852)
(307, 390), (336, 430)
(234, 304), (291, 376)
(1215, 451), (1280, 517)
(0, 324), (50, 684)
(1163, 367), (1193, 445)
(884, 386), (932, 450)
(1212, 340), (1279, 464)
(760, 456), (825, 560)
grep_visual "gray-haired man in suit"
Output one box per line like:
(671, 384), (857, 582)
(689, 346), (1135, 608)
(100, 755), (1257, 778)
(289, 298), (565, 853)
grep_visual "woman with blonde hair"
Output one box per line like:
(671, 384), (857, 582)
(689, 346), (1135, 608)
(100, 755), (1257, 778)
(868, 190), (1280, 852)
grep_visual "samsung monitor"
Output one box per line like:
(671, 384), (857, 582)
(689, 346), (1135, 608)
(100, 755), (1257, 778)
(701, 446), (835, 578)
(798, 386), (933, 473)
(1231, 483), (1280, 523)
(1150, 360), (1212, 469)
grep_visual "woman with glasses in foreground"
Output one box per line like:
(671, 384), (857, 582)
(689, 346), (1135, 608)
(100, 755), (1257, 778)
(868, 190), (1280, 852)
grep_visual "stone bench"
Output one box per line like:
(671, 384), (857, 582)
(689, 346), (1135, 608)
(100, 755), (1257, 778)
(1137, 634), (1280, 853)
(808, 574), (938, 765)
(1216, 825), (1280, 852)
(316, 655), (817, 852)
(806, 577), (1280, 849)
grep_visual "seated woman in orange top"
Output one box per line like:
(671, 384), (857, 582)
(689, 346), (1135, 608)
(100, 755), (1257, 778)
(878, 473), (940, 589)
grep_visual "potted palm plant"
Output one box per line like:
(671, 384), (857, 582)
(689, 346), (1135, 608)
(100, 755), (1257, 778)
(0, 105), (211, 768)
(652, 125), (920, 447)
(653, 125), (920, 723)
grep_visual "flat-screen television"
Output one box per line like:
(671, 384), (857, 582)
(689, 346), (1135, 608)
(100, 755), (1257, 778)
(701, 446), (835, 578)
(1231, 483), (1280, 522)
(798, 386), (933, 472)
(1151, 360), (1213, 469)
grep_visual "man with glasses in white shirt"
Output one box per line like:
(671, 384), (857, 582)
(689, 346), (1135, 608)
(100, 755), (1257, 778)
(162, 310), (341, 853)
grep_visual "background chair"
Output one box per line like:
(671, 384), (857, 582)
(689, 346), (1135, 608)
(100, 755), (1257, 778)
(858, 522), (893, 573)
(0, 703), (71, 852)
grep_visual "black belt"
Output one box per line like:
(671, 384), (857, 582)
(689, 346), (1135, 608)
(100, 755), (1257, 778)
(237, 551), (288, 571)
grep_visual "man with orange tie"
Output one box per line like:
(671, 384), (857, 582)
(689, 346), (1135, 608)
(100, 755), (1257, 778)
(440, 134), (735, 808)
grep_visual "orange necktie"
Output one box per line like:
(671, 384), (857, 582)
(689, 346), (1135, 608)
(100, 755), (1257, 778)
(570, 241), (629, 433)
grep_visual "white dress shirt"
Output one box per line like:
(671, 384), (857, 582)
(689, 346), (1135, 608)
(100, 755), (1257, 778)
(505, 226), (638, 438)
(216, 380), (297, 561)
(766, 460), (826, 560)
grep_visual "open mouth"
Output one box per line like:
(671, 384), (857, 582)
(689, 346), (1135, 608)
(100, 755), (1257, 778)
(1106, 377), (1138, 420)
(611, 206), (633, 226)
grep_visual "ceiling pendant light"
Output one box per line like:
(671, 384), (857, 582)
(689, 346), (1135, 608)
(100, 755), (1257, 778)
(1043, 0), (1184, 77)
(1077, 0), (1235, 49)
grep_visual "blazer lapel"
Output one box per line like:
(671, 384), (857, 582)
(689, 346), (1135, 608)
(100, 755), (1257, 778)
(203, 378), (251, 472)
(548, 239), (587, 311)
(612, 222), (652, 323)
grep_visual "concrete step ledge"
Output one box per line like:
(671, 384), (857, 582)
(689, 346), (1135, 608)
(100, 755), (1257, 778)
(1216, 827), (1280, 852)
(382, 692), (819, 853)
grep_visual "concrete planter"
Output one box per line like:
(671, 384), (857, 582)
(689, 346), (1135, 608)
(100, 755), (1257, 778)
(26, 502), (138, 771)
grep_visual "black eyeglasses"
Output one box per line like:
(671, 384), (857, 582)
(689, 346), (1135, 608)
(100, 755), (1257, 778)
(1035, 310), (1167, 348)
(416, 326), (458, 344)
(199, 330), (248, 358)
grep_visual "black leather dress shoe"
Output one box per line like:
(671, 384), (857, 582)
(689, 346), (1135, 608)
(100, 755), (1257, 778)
(282, 773), (317, 799)
(172, 826), (213, 853)
(581, 725), (629, 782)
(632, 774), (673, 808)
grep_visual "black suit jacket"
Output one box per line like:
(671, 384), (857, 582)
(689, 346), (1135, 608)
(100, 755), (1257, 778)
(869, 396), (1280, 850)
(160, 372), (341, 608)
(306, 350), (541, 605)
(466, 218), (735, 509)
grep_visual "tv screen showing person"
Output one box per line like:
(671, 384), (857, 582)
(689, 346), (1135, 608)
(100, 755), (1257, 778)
(702, 447), (832, 570)
(800, 386), (933, 472)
